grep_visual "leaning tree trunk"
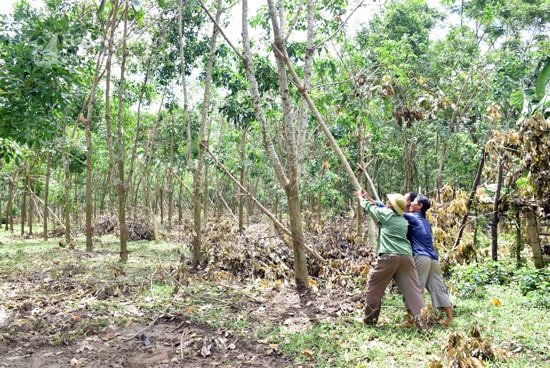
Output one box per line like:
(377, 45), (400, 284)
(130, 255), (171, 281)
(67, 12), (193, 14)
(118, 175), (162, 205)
(453, 149), (486, 250)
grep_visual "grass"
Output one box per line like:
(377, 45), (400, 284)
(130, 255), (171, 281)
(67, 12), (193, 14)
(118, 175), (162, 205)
(0, 228), (549, 367)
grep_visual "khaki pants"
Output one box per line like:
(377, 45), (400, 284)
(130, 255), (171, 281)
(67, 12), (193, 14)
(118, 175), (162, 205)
(364, 254), (424, 325)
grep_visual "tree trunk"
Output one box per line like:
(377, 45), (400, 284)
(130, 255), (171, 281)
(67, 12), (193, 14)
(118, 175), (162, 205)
(84, 0), (112, 252)
(114, 2), (130, 262)
(167, 115), (174, 231)
(514, 206), (523, 268)
(159, 187), (164, 225)
(491, 158), (504, 261)
(178, 177), (183, 224)
(21, 169), (27, 236)
(27, 172), (33, 235)
(6, 173), (15, 232)
(524, 206), (544, 269)
(74, 174), (79, 228)
(238, 128), (248, 232)
(63, 127), (72, 244)
(191, 0), (222, 268)
(144, 108), (161, 213)
(43, 152), (51, 240)
(403, 131), (413, 191)
(356, 117), (364, 235)
(453, 149), (485, 250)
(287, 184), (309, 291)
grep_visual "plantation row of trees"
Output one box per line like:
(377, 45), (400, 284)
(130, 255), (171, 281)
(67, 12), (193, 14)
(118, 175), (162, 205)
(0, 0), (549, 290)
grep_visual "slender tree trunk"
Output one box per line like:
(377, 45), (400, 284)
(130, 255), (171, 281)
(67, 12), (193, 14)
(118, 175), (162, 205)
(167, 115), (174, 231)
(203, 157), (210, 221)
(239, 0), (316, 291)
(402, 131), (416, 191)
(515, 206), (523, 268)
(190, 0), (222, 268)
(116, 3), (130, 262)
(238, 129), (248, 232)
(27, 172), (33, 235)
(21, 169), (27, 236)
(43, 152), (51, 240)
(453, 149), (485, 250)
(356, 117), (364, 235)
(491, 158), (504, 261)
(144, 108), (161, 214)
(63, 126), (72, 244)
(7, 172), (15, 232)
(159, 187), (164, 225)
(84, 3), (111, 252)
(74, 174), (79, 228)
(178, 175), (183, 224)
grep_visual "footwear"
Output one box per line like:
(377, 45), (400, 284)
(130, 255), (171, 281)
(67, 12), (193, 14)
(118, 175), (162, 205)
(363, 317), (377, 326)
(399, 320), (416, 328)
(413, 315), (427, 331)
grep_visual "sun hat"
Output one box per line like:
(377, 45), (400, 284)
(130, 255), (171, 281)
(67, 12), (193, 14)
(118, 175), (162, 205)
(387, 193), (406, 216)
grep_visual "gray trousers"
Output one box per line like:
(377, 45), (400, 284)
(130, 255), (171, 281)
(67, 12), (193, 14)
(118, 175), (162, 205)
(410, 255), (453, 309)
(364, 254), (425, 324)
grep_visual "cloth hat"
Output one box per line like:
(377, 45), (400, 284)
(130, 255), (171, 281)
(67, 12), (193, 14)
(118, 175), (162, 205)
(387, 193), (406, 216)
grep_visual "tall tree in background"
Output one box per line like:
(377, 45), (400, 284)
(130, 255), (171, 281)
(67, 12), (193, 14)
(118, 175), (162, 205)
(190, 0), (223, 268)
(239, 0), (318, 292)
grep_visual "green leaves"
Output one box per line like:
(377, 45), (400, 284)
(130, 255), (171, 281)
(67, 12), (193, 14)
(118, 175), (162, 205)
(535, 58), (550, 102)
(509, 58), (550, 119)
(0, 3), (91, 148)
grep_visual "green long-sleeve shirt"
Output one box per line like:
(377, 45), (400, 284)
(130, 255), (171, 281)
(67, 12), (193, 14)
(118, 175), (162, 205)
(359, 198), (412, 256)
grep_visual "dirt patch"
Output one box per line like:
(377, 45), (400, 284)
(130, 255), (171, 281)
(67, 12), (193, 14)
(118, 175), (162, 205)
(0, 216), (369, 367)
(0, 285), (363, 368)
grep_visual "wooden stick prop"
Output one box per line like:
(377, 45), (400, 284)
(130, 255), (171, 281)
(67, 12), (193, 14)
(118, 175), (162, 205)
(273, 44), (368, 194)
(201, 142), (325, 263)
(168, 166), (197, 198)
(453, 149), (486, 250)
(358, 162), (380, 201)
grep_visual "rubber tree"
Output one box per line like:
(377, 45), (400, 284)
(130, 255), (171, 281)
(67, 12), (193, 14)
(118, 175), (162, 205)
(236, 0), (320, 292)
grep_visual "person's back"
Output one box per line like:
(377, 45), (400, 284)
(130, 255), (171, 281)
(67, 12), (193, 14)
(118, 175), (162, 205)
(403, 194), (454, 326)
(371, 206), (412, 256)
(403, 211), (438, 259)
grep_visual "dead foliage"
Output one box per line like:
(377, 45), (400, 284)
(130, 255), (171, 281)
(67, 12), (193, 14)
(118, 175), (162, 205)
(429, 323), (509, 368)
(196, 213), (376, 289)
(93, 211), (154, 241)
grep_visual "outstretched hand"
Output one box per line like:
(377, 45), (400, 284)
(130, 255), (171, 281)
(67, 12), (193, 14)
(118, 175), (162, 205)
(355, 189), (375, 204)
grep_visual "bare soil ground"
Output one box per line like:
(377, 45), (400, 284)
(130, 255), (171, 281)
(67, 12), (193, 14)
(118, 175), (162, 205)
(0, 217), (367, 368)
(0, 284), (359, 368)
